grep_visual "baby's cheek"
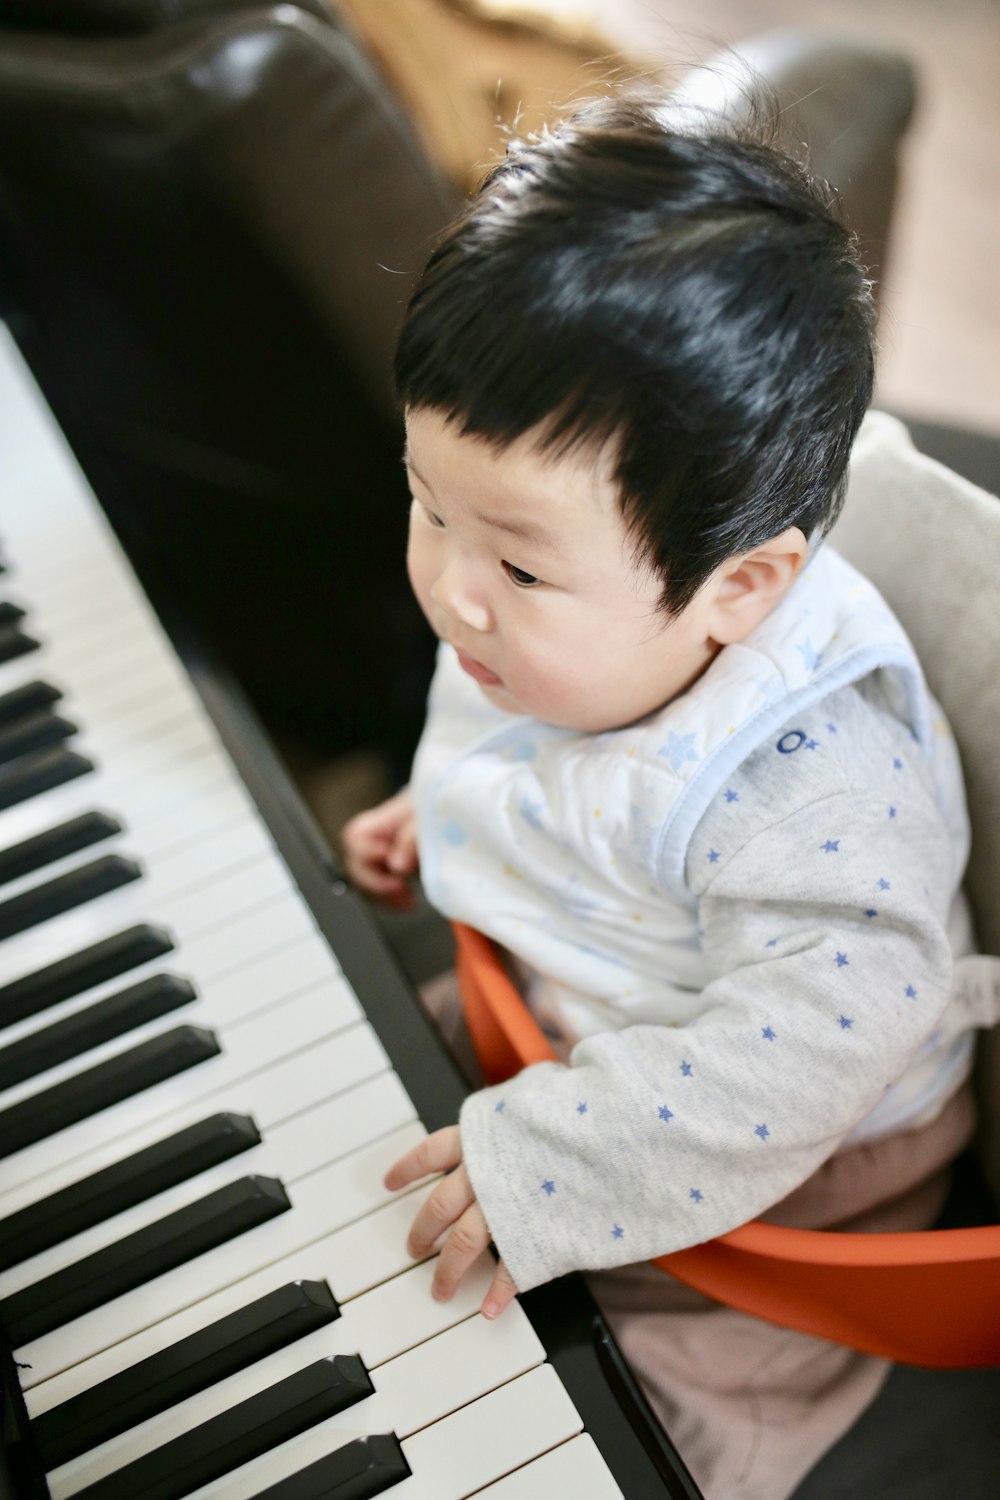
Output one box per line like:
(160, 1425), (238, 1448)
(406, 542), (435, 623)
(519, 659), (592, 728)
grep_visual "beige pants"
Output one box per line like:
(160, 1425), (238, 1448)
(420, 972), (977, 1500)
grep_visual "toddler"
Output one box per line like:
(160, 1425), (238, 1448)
(343, 96), (982, 1499)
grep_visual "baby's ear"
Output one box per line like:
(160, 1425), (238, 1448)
(707, 527), (809, 645)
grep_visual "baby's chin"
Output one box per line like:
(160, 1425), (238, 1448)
(476, 678), (632, 733)
(476, 679), (524, 716)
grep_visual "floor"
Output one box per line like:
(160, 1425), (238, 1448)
(489, 0), (1000, 436)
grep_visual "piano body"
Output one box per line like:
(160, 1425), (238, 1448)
(0, 323), (700, 1499)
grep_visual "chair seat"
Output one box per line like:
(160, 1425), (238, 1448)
(453, 920), (1000, 1368)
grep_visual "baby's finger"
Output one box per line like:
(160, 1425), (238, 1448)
(430, 1203), (492, 1302)
(481, 1258), (518, 1320)
(387, 819), (419, 875)
(406, 1165), (475, 1260)
(341, 813), (392, 860)
(383, 1125), (461, 1193)
(343, 857), (401, 894)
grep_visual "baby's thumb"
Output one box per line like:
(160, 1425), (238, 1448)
(387, 824), (418, 874)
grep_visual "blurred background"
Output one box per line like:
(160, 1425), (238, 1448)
(485, 0), (1000, 436)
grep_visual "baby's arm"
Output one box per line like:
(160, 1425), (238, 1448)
(341, 787), (418, 908)
(453, 768), (957, 1295)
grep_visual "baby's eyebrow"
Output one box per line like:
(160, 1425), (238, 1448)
(472, 510), (565, 556)
(402, 446), (566, 557)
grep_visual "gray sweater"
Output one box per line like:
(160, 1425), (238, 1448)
(459, 677), (977, 1292)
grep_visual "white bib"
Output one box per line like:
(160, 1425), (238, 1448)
(412, 544), (967, 1042)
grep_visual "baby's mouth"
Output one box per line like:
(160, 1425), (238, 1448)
(455, 649), (502, 687)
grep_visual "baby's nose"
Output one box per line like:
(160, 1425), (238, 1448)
(431, 567), (493, 633)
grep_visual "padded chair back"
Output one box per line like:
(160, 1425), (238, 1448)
(666, 30), (917, 298)
(0, 6), (459, 761)
(831, 413), (1000, 1196)
(832, 414), (1000, 954)
(454, 414), (1000, 1368)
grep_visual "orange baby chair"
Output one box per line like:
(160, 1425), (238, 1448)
(453, 417), (1000, 1371)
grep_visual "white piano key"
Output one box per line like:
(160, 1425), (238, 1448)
(0, 820), (273, 1009)
(20, 562), (174, 654)
(26, 1189), (444, 1419)
(0, 1004), (379, 1236)
(0, 846), (290, 989)
(0, 817), (275, 1007)
(473, 1435), (623, 1499)
(63, 685), (213, 760)
(0, 628), (204, 713)
(4, 554), (194, 655)
(0, 1067), (418, 1298)
(0, 653), (197, 766)
(0, 1006), (385, 1233)
(172, 1303), (547, 1500)
(367, 1298), (545, 1436)
(24, 605), (150, 675)
(0, 989), (376, 1202)
(184, 929), (345, 1030)
(189, 1366), (580, 1500)
(0, 884), (320, 1056)
(15, 559), (165, 629)
(30, 647), (202, 730)
(0, 775), (250, 909)
(318, 1187), (433, 1305)
(161, 883), (318, 989)
(390, 1365), (584, 1500)
(45, 1256), (506, 1496)
(0, 744), (243, 858)
(16, 1121), (428, 1384)
(49, 669), (224, 768)
(0, 733), (230, 855)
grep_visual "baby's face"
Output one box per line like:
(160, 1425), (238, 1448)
(405, 407), (723, 732)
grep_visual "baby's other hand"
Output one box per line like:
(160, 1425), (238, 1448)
(384, 1126), (518, 1320)
(341, 787), (418, 909)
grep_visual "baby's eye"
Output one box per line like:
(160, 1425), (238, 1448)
(502, 561), (540, 588)
(425, 507), (446, 528)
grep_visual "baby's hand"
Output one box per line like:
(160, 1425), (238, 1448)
(384, 1126), (518, 1319)
(341, 788), (418, 909)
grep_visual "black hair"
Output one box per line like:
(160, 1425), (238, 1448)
(394, 93), (876, 614)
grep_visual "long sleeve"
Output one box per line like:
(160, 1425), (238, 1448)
(459, 682), (964, 1292)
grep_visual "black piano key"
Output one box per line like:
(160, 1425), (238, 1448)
(0, 1111), (260, 1273)
(0, 624), (40, 666)
(0, 972), (197, 1091)
(0, 811), (121, 889)
(0, 679), (62, 728)
(76, 1356), (372, 1500)
(0, 923), (174, 1028)
(0, 603), (26, 627)
(1, 1174), (291, 1348)
(0, 746), (93, 813)
(0, 853), (141, 944)
(251, 1433), (411, 1500)
(32, 1278), (340, 1470)
(0, 1023), (220, 1159)
(0, 709), (77, 767)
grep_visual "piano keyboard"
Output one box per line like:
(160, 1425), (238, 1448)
(0, 326), (695, 1500)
